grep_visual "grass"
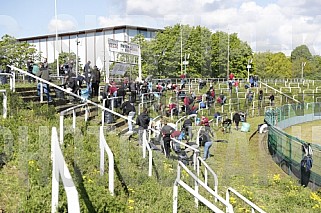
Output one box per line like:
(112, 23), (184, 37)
(284, 120), (321, 145)
(2, 82), (321, 212)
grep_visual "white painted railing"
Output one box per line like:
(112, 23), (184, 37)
(175, 114), (197, 131)
(9, 66), (130, 124)
(173, 161), (234, 213)
(259, 81), (300, 103)
(59, 103), (89, 144)
(0, 72), (15, 92)
(0, 89), (7, 118)
(99, 126), (115, 196)
(51, 127), (80, 213)
(142, 130), (153, 177)
(196, 126), (204, 146)
(226, 187), (266, 213)
(197, 157), (219, 202)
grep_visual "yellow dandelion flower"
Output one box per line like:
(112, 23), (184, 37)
(229, 197), (236, 204)
(128, 206), (134, 210)
(128, 199), (135, 203)
(273, 174), (281, 183)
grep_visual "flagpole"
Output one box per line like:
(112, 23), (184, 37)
(180, 24), (183, 75)
(55, 0), (59, 77)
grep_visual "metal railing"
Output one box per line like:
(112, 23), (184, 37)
(0, 89), (7, 118)
(175, 114), (197, 131)
(59, 103), (89, 144)
(226, 187), (266, 213)
(99, 126), (115, 195)
(142, 130), (153, 177)
(51, 127), (80, 213)
(0, 72), (15, 92)
(9, 66), (130, 123)
(197, 157), (219, 202)
(173, 161), (234, 213)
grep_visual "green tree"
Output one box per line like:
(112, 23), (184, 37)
(0, 34), (38, 70)
(290, 45), (313, 78)
(254, 52), (292, 79)
(49, 52), (80, 75)
(210, 32), (252, 78)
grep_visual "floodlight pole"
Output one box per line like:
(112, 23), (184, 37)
(55, 0), (59, 77)
(301, 61), (306, 80)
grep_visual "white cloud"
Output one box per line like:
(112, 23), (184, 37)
(48, 15), (77, 33)
(0, 15), (20, 36)
(97, 0), (321, 55)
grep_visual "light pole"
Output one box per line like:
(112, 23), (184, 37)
(183, 52), (190, 76)
(75, 35), (80, 77)
(54, 0), (59, 77)
(301, 61), (306, 80)
(247, 59), (252, 82)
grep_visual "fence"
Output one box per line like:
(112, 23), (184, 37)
(226, 187), (266, 213)
(59, 103), (90, 144)
(0, 72), (15, 92)
(173, 161), (233, 213)
(51, 127), (80, 213)
(265, 102), (321, 188)
(99, 126), (115, 195)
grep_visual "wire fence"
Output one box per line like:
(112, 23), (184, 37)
(265, 102), (321, 188)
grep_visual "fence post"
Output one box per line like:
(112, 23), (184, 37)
(59, 114), (64, 144)
(72, 110), (76, 131)
(142, 130), (146, 158)
(2, 91), (7, 118)
(40, 83), (44, 102)
(173, 166), (180, 213)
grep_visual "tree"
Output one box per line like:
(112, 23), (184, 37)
(211, 32), (252, 78)
(0, 34), (38, 70)
(254, 52), (292, 79)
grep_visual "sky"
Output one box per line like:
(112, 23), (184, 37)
(1, 0), (321, 56)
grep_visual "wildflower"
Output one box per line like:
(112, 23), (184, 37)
(128, 199), (135, 203)
(273, 174), (281, 183)
(229, 197), (236, 204)
(128, 206), (134, 210)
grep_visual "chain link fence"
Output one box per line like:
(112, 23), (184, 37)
(265, 102), (321, 189)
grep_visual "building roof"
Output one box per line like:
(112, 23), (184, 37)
(18, 25), (163, 41)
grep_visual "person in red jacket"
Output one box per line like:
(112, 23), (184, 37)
(200, 116), (209, 126)
(229, 73), (234, 80)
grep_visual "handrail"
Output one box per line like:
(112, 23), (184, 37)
(173, 161), (233, 213)
(59, 103), (89, 144)
(196, 126), (204, 146)
(226, 187), (266, 213)
(142, 130), (153, 176)
(0, 90), (7, 118)
(99, 126), (115, 195)
(9, 66), (130, 122)
(174, 114), (197, 130)
(0, 72), (15, 92)
(51, 127), (80, 213)
(197, 157), (219, 202)
(259, 81), (300, 103)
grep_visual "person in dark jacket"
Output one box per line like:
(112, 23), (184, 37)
(161, 122), (175, 158)
(136, 108), (150, 145)
(199, 129), (214, 161)
(182, 118), (193, 140)
(91, 66), (101, 97)
(129, 81), (137, 103)
(117, 85), (126, 106)
(36, 63), (52, 102)
(121, 100), (136, 116)
(233, 112), (241, 130)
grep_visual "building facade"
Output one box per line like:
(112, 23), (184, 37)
(18, 25), (160, 72)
